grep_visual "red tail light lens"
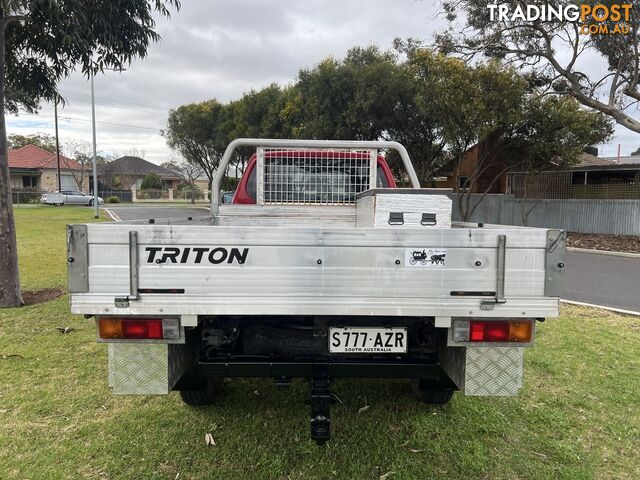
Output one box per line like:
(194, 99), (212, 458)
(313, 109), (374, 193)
(121, 319), (163, 339)
(470, 322), (510, 342)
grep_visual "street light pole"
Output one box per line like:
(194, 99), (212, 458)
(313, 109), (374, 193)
(91, 70), (99, 219)
(54, 97), (61, 192)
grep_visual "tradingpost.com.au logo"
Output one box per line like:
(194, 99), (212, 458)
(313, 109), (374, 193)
(487, 3), (632, 35)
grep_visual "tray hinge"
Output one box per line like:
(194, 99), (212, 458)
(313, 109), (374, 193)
(115, 230), (141, 308)
(480, 234), (507, 311)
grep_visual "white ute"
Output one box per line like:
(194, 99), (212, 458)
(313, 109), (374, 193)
(66, 139), (565, 443)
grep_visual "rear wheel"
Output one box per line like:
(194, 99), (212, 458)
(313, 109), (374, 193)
(179, 378), (224, 406)
(410, 379), (454, 404)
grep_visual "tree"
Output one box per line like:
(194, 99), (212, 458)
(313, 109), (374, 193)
(289, 45), (449, 183)
(222, 85), (291, 177)
(0, 0), (180, 308)
(161, 158), (204, 203)
(62, 138), (92, 190)
(140, 173), (162, 190)
(8, 132), (55, 151)
(632, 146), (640, 156)
(436, 0), (640, 133)
(421, 56), (614, 220)
(163, 100), (229, 191)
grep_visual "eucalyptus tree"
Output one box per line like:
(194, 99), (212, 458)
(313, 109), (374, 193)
(0, 0), (180, 307)
(436, 0), (640, 133)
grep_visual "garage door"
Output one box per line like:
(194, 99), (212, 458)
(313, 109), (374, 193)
(60, 174), (77, 190)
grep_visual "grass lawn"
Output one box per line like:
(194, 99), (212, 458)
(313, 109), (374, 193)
(1, 207), (639, 479)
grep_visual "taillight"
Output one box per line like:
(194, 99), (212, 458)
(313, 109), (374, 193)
(97, 317), (179, 340)
(452, 319), (533, 343)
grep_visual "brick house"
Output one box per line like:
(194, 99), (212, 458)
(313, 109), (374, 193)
(8, 144), (89, 192)
(97, 156), (181, 191)
(434, 144), (508, 193)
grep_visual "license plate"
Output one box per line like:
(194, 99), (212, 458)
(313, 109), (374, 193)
(328, 327), (408, 354)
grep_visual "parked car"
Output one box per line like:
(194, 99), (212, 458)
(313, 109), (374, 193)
(221, 191), (235, 204)
(41, 190), (104, 206)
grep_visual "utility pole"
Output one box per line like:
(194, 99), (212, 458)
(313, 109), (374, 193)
(91, 71), (99, 219)
(54, 97), (61, 191)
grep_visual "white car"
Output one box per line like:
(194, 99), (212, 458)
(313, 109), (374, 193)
(41, 190), (104, 206)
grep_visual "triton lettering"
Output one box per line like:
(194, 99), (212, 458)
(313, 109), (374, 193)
(145, 247), (249, 264)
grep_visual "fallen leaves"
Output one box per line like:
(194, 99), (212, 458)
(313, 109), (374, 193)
(358, 405), (370, 414)
(379, 471), (395, 480)
(56, 327), (75, 334)
(0, 354), (23, 360)
(204, 433), (216, 446)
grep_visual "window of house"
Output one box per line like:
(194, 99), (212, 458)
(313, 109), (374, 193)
(458, 176), (469, 189)
(22, 176), (38, 188)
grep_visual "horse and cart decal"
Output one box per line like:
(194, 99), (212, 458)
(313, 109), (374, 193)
(405, 248), (448, 268)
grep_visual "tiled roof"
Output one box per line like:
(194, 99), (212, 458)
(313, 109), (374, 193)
(574, 153), (618, 167)
(98, 156), (181, 178)
(599, 154), (640, 164)
(8, 144), (84, 170)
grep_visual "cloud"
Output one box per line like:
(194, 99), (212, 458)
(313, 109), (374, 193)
(6, 0), (639, 163)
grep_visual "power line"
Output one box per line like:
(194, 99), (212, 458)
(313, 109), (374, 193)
(60, 93), (167, 116)
(59, 89), (169, 113)
(59, 115), (161, 132)
(10, 112), (162, 132)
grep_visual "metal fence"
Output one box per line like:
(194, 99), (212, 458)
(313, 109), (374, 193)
(449, 194), (640, 235)
(101, 190), (132, 203)
(508, 171), (640, 199)
(11, 190), (44, 205)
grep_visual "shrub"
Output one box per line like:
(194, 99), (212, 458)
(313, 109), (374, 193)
(105, 196), (120, 203)
(140, 173), (163, 190)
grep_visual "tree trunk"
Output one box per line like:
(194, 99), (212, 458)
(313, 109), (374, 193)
(0, 24), (23, 307)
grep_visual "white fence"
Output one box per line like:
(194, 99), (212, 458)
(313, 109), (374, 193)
(449, 194), (640, 235)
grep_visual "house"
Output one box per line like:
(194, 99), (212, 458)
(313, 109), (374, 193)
(432, 143), (638, 199)
(8, 144), (89, 192)
(507, 154), (640, 199)
(97, 156), (182, 191)
(433, 144), (508, 194)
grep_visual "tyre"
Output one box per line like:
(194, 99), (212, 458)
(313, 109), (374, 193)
(179, 378), (224, 406)
(409, 258), (416, 265)
(410, 379), (454, 404)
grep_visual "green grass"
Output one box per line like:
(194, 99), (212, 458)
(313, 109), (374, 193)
(0, 208), (639, 479)
(13, 206), (106, 291)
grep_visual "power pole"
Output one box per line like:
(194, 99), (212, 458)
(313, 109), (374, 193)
(91, 71), (99, 218)
(54, 97), (61, 191)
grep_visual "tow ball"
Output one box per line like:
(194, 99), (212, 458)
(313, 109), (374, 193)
(309, 365), (331, 444)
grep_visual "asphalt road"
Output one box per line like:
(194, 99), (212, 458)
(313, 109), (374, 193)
(103, 205), (210, 222)
(102, 205), (640, 313)
(564, 250), (640, 313)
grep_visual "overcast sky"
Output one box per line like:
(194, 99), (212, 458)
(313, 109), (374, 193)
(6, 0), (639, 164)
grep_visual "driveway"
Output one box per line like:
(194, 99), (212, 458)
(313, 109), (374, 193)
(564, 250), (640, 313)
(103, 205), (209, 222)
